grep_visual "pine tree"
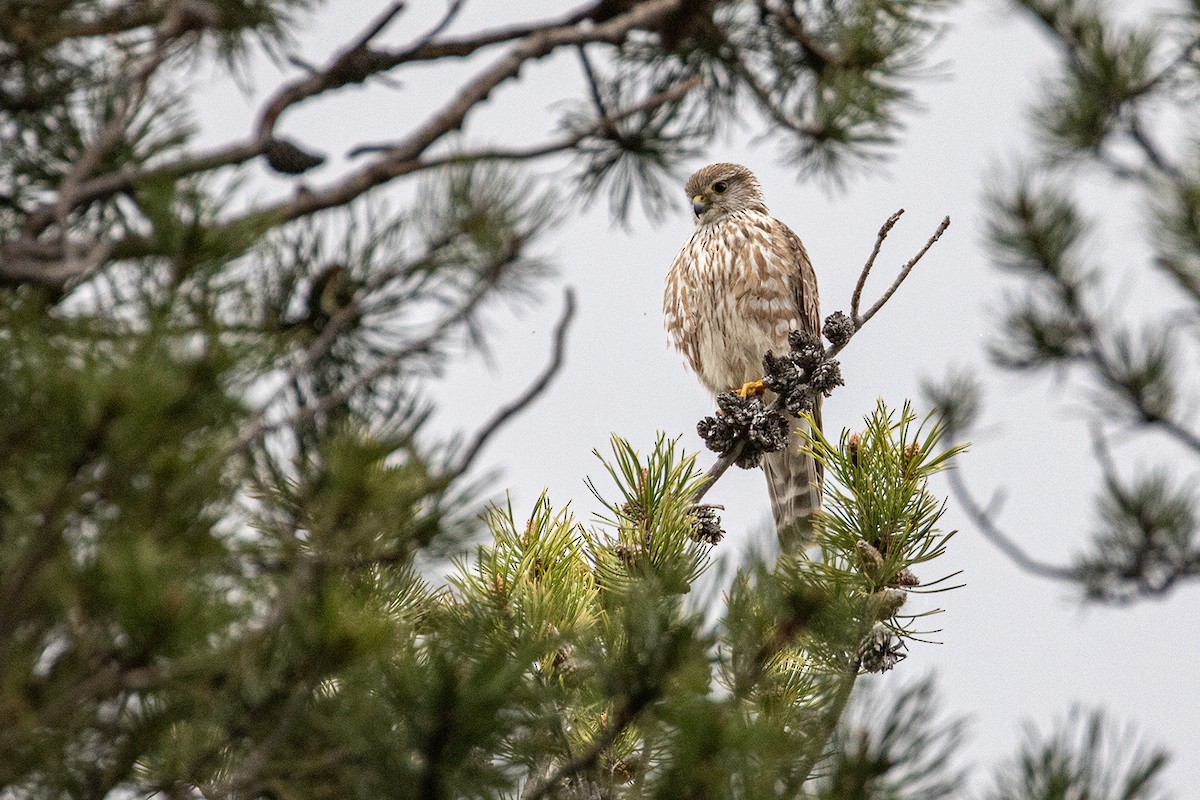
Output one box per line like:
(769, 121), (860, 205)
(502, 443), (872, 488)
(0, 1), (1180, 798)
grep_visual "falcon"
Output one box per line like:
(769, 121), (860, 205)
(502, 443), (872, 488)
(664, 162), (822, 548)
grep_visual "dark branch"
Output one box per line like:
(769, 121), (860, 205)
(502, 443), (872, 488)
(203, 0), (687, 242)
(520, 704), (637, 800)
(349, 75), (700, 159)
(850, 209), (904, 325)
(3, 0), (692, 292)
(256, 1), (413, 141)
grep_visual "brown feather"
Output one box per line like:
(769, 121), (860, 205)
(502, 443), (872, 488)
(664, 163), (824, 548)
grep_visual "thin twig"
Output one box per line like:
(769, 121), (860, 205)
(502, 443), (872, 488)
(1126, 113), (1182, 181)
(410, 0), (466, 53)
(857, 214), (949, 329)
(355, 1), (408, 49)
(944, 465), (1078, 582)
(453, 288), (576, 479)
(257, 2), (411, 140)
(385, 5), (597, 64)
(576, 45), (614, 122)
(727, 53), (822, 139)
(850, 209), (905, 325)
(1089, 423), (1130, 508)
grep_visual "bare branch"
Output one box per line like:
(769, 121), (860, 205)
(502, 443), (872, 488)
(256, 5), (402, 141)
(452, 288), (576, 480)
(856, 214), (950, 330)
(224, 0), (686, 237)
(850, 209), (904, 325)
(382, 5), (598, 63)
(406, 0), (466, 54)
(944, 465), (1079, 583)
(355, 1), (409, 49)
(255, 0), (659, 145)
(6, 0), (690, 290)
(349, 75), (700, 159)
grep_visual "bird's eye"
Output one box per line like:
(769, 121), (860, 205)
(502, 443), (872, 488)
(712, 181), (728, 194)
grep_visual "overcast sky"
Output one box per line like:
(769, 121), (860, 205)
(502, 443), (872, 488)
(195, 0), (1200, 792)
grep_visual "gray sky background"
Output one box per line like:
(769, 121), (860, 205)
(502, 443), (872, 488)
(194, 0), (1199, 792)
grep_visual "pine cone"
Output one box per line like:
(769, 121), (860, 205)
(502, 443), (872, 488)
(822, 311), (854, 346)
(263, 137), (325, 175)
(697, 392), (788, 468)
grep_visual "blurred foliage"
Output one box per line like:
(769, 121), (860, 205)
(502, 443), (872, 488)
(813, 677), (966, 800)
(984, 709), (1171, 800)
(925, 0), (1200, 603)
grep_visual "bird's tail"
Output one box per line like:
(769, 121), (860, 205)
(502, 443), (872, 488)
(762, 402), (823, 551)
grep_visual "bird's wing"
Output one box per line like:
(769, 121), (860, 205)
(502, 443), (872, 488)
(663, 234), (702, 375)
(775, 221), (820, 336)
(773, 219), (824, 484)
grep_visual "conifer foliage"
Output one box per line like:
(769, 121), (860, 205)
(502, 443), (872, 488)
(0, 1), (1180, 798)
(926, 0), (1200, 603)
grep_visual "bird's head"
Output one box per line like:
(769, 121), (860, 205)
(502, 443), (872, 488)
(684, 162), (768, 224)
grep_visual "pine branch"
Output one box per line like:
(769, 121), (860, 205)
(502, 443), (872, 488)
(521, 705), (638, 800)
(232, 0), (688, 226)
(223, 245), (516, 459)
(2, 1), (697, 291)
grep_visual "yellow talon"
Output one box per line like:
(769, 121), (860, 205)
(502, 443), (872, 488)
(734, 379), (766, 398)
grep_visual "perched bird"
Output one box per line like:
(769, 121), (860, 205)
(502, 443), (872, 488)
(664, 162), (823, 548)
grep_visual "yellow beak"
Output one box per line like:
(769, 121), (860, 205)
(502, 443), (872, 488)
(691, 193), (708, 216)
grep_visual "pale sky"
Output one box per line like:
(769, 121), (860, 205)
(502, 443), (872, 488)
(194, 0), (1200, 792)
